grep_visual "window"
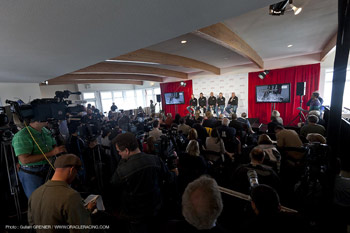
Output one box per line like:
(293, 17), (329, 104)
(153, 88), (161, 112)
(82, 87), (161, 114)
(125, 90), (136, 109)
(154, 88), (161, 100)
(100, 91), (113, 114)
(146, 89), (154, 106)
(135, 89), (144, 108)
(113, 91), (124, 110)
(83, 92), (95, 99)
(323, 69), (350, 108)
(82, 92), (96, 108)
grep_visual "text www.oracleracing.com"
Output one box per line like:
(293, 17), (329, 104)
(5, 225), (110, 230)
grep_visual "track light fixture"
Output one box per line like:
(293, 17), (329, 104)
(269, 0), (302, 16)
(290, 3), (302, 15)
(269, 0), (288, 16)
(258, 70), (270, 80)
(180, 81), (187, 87)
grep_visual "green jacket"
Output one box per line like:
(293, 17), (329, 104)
(28, 180), (91, 233)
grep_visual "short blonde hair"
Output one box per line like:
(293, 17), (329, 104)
(186, 140), (200, 157)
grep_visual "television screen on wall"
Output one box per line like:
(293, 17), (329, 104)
(256, 83), (291, 103)
(164, 92), (185, 105)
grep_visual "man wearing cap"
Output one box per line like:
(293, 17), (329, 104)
(28, 154), (96, 231)
(12, 120), (66, 198)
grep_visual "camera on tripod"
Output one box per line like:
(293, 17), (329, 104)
(0, 107), (15, 138)
(78, 117), (102, 143)
(6, 90), (84, 123)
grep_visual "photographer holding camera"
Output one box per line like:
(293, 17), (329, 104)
(12, 120), (66, 198)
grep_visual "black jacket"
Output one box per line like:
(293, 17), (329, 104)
(189, 98), (198, 107)
(228, 96), (238, 105)
(217, 97), (225, 106)
(203, 118), (217, 129)
(110, 153), (175, 219)
(208, 96), (216, 106)
(198, 97), (207, 107)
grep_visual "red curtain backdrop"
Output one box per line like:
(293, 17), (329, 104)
(160, 80), (193, 117)
(248, 63), (320, 126)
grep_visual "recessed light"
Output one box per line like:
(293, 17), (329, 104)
(288, 44), (293, 48)
(181, 40), (187, 44)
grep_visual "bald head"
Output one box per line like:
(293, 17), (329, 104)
(222, 118), (230, 126)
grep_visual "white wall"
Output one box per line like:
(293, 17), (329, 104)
(192, 72), (249, 116)
(0, 83), (41, 105)
(40, 84), (80, 100)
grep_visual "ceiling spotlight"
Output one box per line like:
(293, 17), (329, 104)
(258, 70), (270, 80)
(287, 44), (293, 48)
(290, 3), (302, 15)
(181, 40), (187, 44)
(269, 0), (288, 16)
(41, 80), (48, 85)
(180, 81), (187, 87)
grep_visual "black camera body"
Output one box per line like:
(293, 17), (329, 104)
(77, 114), (102, 142)
(6, 90), (84, 122)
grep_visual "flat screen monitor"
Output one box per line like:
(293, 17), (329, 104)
(164, 92), (185, 105)
(256, 83), (290, 103)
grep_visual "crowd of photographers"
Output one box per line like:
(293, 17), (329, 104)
(4, 102), (350, 233)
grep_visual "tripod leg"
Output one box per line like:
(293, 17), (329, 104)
(287, 112), (302, 126)
(2, 142), (22, 222)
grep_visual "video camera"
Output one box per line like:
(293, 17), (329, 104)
(6, 90), (84, 122)
(0, 107), (16, 142)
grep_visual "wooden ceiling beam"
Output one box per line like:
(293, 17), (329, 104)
(46, 79), (143, 85)
(320, 32), (337, 62)
(75, 62), (188, 79)
(51, 74), (163, 82)
(113, 49), (221, 75)
(194, 22), (264, 69)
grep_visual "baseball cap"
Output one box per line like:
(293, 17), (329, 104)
(54, 154), (82, 169)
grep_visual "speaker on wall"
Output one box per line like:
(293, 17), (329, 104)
(296, 82), (306, 96)
(156, 94), (161, 102)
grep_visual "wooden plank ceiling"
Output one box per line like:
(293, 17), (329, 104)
(47, 22), (265, 85)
